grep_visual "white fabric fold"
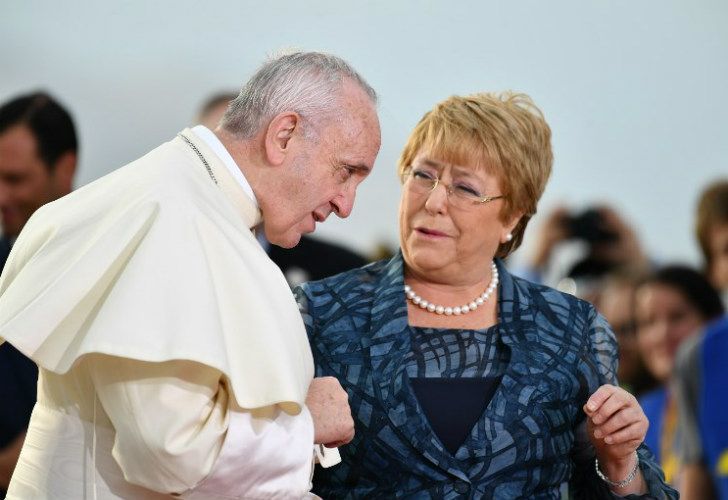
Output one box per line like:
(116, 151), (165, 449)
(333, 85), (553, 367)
(0, 128), (313, 411)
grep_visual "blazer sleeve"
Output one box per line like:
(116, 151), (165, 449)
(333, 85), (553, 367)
(86, 354), (314, 497)
(568, 308), (678, 500)
(294, 284), (320, 372)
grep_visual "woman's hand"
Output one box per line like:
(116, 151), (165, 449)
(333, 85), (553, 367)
(584, 384), (648, 493)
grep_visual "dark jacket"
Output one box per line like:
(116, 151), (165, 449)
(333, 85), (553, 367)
(296, 253), (676, 499)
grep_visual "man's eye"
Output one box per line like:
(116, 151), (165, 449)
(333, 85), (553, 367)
(336, 165), (353, 182)
(2, 174), (25, 185)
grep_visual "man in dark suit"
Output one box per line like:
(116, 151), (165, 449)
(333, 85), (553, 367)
(198, 92), (368, 287)
(0, 92), (77, 495)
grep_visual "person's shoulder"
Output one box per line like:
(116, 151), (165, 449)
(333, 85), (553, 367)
(705, 314), (728, 338)
(300, 258), (388, 296)
(510, 271), (594, 316)
(296, 236), (367, 264)
(273, 236), (368, 281)
(639, 386), (667, 412)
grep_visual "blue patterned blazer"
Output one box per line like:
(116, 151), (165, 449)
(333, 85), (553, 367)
(296, 254), (677, 499)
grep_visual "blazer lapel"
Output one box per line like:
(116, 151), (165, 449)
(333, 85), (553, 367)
(366, 253), (470, 481)
(461, 261), (572, 466)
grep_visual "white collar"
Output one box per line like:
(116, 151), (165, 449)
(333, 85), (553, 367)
(192, 125), (258, 208)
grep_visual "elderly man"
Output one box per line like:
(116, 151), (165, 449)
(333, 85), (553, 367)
(197, 91), (369, 287)
(0, 51), (381, 498)
(0, 92), (78, 496)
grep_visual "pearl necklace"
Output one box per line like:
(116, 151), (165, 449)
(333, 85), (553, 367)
(404, 262), (499, 315)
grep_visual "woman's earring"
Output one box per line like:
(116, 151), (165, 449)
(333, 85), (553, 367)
(505, 233), (513, 242)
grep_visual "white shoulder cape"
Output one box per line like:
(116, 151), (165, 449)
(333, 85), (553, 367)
(0, 128), (313, 411)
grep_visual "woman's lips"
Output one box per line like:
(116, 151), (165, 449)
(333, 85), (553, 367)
(415, 227), (449, 238)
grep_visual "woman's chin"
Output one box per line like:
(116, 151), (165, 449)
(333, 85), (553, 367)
(404, 248), (452, 274)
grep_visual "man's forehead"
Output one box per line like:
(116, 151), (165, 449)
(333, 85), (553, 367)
(0, 125), (40, 155)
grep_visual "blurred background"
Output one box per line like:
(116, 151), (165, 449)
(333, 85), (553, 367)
(2, 0), (727, 268)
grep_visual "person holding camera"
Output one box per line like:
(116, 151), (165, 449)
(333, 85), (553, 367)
(526, 204), (650, 300)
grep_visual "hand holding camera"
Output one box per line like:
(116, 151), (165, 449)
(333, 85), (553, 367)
(530, 205), (647, 273)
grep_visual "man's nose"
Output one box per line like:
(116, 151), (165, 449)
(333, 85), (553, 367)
(332, 188), (356, 219)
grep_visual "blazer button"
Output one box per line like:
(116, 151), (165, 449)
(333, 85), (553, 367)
(453, 481), (470, 494)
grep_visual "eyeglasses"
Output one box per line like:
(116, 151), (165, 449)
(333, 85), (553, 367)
(401, 166), (505, 210)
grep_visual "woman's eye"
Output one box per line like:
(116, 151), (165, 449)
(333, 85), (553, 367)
(454, 184), (481, 197)
(412, 169), (434, 180)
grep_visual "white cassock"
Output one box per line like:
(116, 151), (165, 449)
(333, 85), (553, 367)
(0, 126), (336, 499)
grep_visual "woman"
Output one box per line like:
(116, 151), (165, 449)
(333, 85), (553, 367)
(297, 92), (676, 498)
(635, 266), (724, 485)
(597, 269), (658, 398)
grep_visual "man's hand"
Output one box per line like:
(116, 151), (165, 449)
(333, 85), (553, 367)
(305, 376), (354, 448)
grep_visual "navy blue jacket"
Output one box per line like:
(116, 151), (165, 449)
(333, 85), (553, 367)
(296, 254), (676, 499)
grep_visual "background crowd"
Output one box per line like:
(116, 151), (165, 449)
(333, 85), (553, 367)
(517, 183), (728, 497)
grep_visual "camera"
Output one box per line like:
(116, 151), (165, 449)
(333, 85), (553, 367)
(563, 208), (618, 244)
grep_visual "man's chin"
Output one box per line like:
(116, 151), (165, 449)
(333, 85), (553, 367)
(266, 230), (303, 249)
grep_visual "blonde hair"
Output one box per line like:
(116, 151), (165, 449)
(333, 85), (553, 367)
(695, 179), (728, 269)
(398, 92), (553, 258)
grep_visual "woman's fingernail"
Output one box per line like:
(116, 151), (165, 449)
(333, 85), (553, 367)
(594, 430), (602, 439)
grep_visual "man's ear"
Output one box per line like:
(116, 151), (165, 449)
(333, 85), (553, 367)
(263, 112), (300, 166)
(51, 151), (77, 196)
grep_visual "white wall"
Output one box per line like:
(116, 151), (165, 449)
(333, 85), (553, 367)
(3, 0), (727, 268)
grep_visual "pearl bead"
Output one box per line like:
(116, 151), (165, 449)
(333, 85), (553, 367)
(403, 261), (499, 315)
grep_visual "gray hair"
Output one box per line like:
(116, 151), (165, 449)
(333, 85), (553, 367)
(221, 51), (377, 138)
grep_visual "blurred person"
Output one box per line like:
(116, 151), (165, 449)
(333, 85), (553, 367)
(525, 204), (650, 304)
(670, 178), (728, 499)
(0, 92), (77, 497)
(198, 91), (368, 286)
(674, 315), (728, 499)
(635, 265), (724, 486)
(0, 51), (381, 498)
(197, 91), (237, 130)
(297, 92), (676, 497)
(598, 269), (658, 398)
(695, 179), (728, 305)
